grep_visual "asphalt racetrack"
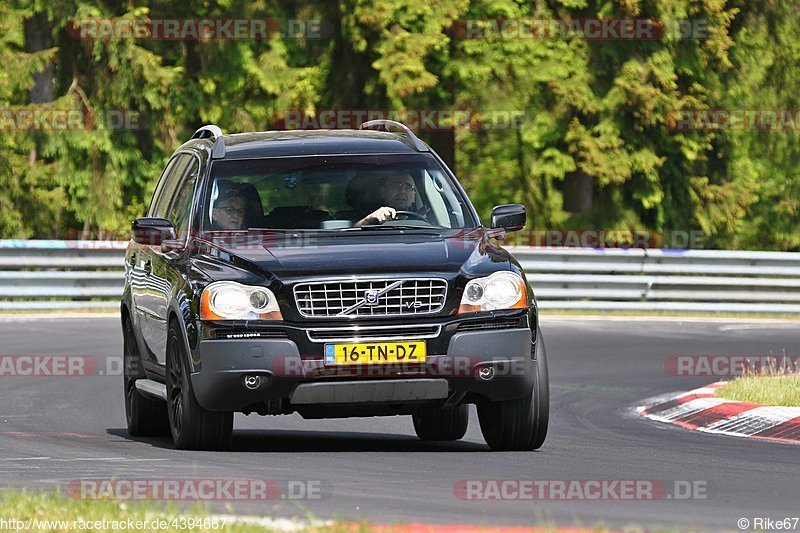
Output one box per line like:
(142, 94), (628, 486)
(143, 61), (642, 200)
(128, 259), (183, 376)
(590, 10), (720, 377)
(1, 315), (798, 530)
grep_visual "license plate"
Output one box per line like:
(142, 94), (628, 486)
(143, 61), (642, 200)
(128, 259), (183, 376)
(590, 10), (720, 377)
(324, 341), (426, 365)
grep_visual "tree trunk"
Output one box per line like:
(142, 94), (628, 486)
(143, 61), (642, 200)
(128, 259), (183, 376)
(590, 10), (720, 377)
(24, 12), (54, 103)
(563, 172), (593, 214)
(428, 130), (456, 172)
(24, 12), (55, 238)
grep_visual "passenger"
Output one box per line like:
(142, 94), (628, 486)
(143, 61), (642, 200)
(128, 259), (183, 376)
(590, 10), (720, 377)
(356, 172), (419, 226)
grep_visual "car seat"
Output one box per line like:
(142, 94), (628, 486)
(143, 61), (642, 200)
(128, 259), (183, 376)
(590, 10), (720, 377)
(237, 183), (265, 228)
(335, 174), (381, 221)
(264, 206), (332, 229)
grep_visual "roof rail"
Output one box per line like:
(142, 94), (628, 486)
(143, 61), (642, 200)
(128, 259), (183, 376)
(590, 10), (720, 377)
(191, 125), (222, 140)
(190, 124), (226, 159)
(359, 120), (428, 152)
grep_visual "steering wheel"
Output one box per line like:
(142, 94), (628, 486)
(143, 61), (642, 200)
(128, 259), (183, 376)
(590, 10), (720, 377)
(393, 210), (428, 221)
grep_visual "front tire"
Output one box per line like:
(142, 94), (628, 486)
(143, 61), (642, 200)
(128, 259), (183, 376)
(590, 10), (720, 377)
(166, 321), (233, 451)
(477, 327), (549, 451)
(123, 317), (170, 437)
(413, 404), (468, 441)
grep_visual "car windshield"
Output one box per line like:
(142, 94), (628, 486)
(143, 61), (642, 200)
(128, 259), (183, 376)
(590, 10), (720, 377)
(202, 154), (478, 232)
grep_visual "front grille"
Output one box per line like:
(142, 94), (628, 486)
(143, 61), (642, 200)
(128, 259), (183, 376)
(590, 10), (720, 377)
(306, 324), (442, 342)
(293, 278), (448, 318)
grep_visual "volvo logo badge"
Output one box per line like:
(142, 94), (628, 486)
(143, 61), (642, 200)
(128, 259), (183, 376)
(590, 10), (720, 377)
(337, 280), (405, 316)
(364, 290), (380, 306)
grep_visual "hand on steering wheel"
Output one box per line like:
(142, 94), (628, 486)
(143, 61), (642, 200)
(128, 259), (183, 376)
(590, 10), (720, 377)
(391, 210), (428, 221)
(365, 206), (396, 224)
(357, 207), (428, 226)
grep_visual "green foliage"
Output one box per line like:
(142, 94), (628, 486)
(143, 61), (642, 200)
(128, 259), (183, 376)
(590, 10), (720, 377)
(0, 4), (62, 237)
(0, 0), (798, 249)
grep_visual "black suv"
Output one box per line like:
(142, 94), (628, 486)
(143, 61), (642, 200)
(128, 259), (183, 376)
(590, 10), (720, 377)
(121, 120), (548, 451)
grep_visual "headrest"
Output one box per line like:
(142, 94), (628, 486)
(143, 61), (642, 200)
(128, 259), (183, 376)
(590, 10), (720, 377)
(345, 175), (375, 209)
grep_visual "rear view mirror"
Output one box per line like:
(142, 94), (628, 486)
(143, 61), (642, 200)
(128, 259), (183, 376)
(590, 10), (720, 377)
(490, 204), (526, 232)
(132, 217), (177, 246)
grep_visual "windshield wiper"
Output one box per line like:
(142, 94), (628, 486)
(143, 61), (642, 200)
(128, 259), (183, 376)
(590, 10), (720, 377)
(357, 224), (447, 231)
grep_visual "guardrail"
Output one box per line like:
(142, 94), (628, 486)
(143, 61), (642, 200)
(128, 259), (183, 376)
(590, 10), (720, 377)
(2, 240), (800, 313)
(0, 240), (127, 310)
(507, 247), (800, 313)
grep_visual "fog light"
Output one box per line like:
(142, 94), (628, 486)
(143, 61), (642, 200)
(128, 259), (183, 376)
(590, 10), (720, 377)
(243, 375), (262, 390)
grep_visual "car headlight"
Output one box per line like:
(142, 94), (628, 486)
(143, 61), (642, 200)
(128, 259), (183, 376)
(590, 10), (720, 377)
(201, 281), (283, 320)
(458, 272), (527, 313)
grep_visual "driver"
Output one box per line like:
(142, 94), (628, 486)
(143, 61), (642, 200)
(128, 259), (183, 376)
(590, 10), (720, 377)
(356, 172), (418, 226)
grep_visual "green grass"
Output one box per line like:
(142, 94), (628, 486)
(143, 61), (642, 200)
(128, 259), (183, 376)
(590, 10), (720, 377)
(0, 488), (706, 532)
(716, 374), (800, 407)
(0, 488), (341, 533)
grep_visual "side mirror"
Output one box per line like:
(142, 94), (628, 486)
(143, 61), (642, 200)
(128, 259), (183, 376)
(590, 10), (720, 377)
(132, 217), (177, 246)
(490, 204), (526, 232)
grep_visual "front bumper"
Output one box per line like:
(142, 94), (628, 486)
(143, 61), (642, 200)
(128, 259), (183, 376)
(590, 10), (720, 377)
(190, 316), (536, 412)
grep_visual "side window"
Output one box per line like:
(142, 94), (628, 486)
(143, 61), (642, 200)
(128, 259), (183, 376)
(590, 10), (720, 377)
(151, 155), (191, 219)
(167, 157), (200, 241)
(148, 157), (178, 217)
(421, 170), (451, 227)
